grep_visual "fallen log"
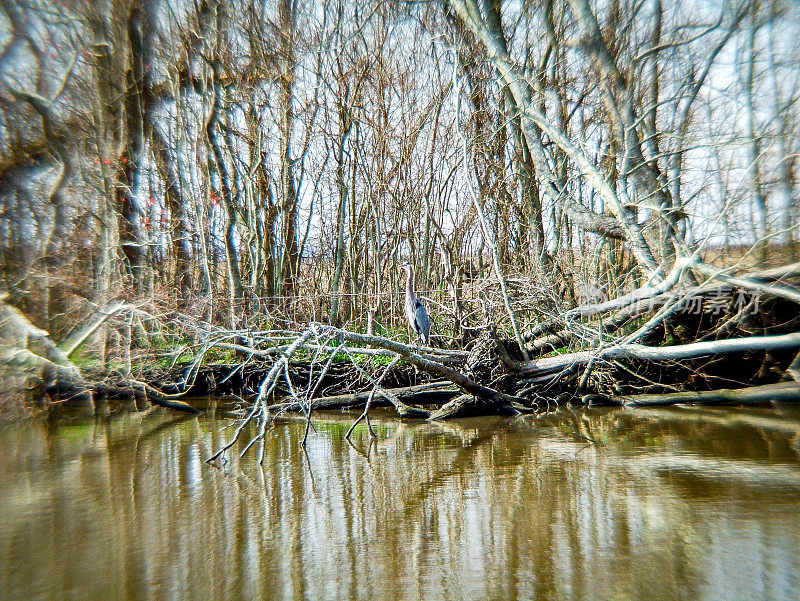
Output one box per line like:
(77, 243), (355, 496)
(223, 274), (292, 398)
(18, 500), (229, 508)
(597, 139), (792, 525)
(562, 257), (691, 320)
(279, 381), (459, 411)
(557, 257), (799, 324)
(211, 341), (467, 364)
(691, 261), (800, 305)
(619, 382), (800, 407)
(428, 394), (531, 420)
(515, 331), (800, 376)
(203, 323), (532, 463)
(145, 395), (200, 414)
(316, 325), (527, 409)
(523, 258), (800, 358)
(753, 261), (800, 280)
(59, 302), (135, 358)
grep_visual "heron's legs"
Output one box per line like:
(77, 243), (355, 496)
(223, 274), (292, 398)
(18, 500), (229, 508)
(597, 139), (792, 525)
(410, 335), (421, 378)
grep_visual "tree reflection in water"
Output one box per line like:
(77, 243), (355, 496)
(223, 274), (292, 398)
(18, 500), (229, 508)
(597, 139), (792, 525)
(1, 405), (799, 601)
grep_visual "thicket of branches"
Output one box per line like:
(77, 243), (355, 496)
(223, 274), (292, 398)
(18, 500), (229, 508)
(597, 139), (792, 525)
(1, 0), (799, 422)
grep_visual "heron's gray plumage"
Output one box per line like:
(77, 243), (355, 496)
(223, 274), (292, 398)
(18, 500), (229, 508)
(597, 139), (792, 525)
(402, 263), (430, 346)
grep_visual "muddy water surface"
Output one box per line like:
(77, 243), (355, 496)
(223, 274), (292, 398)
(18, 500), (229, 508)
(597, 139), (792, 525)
(1, 404), (800, 600)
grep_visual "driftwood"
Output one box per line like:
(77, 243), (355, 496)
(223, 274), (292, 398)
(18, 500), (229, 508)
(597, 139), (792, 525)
(279, 381), (459, 411)
(514, 332), (800, 376)
(92, 381), (200, 415)
(619, 382), (800, 407)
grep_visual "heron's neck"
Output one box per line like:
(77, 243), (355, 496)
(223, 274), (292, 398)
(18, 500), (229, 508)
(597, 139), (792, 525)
(405, 269), (415, 299)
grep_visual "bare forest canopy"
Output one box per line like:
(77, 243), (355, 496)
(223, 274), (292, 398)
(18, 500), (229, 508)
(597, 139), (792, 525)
(1, 0), (799, 431)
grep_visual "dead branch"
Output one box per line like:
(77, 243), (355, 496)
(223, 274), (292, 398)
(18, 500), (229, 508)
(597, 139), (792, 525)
(278, 381), (459, 411)
(60, 302), (137, 358)
(515, 332), (800, 376)
(563, 257), (692, 320)
(619, 382), (800, 407)
(202, 322), (530, 462)
(690, 261), (800, 305)
(208, 328), (316, 463)
(210, 340), (466, 364)
(315, 325), (525, 408)
(346, 355), (401, 438)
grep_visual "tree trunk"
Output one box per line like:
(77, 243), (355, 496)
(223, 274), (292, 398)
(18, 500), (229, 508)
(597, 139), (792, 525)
(278, 0), (300, 296)
(742, 3), (769, 264)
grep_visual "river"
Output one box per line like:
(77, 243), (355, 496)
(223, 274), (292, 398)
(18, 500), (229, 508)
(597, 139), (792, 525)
(1, 404), (799, 600)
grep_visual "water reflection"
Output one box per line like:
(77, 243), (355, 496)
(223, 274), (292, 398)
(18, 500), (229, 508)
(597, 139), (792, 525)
(1, 405), (800, 600)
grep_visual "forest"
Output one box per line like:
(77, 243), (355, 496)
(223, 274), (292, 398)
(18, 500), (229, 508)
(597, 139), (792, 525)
(1, 0), (799, 443)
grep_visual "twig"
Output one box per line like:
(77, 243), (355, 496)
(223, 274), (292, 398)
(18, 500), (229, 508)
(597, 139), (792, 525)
(346, 355), (401, 439)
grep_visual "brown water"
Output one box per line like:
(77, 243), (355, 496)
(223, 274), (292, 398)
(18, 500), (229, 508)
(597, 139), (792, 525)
(1, 404), (800, 601)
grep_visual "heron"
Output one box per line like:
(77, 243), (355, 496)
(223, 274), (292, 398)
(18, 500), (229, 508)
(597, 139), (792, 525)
(400, 262), (430, 348)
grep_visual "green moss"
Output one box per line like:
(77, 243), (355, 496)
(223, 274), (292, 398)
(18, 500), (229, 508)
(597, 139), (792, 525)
(69, 350), (103, 370)
(541, 346), (569, 358)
